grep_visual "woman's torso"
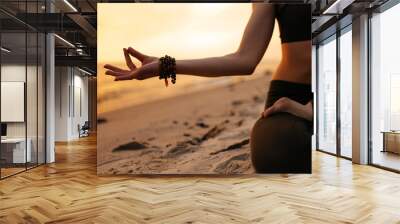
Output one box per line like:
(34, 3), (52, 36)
(272, 4), (311, 84)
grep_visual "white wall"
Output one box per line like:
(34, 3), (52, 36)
(72, 73), (89, 137)
(1, 65), (32, 138)
(54, 67), (89, 141)
(55, 66), (70, 141)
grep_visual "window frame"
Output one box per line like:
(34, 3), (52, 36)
(367, 0), (400, 173)
(314, 21), (353, 161)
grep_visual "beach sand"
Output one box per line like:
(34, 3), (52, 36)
(97, 74), (271, 175)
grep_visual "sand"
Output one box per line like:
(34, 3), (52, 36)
(97, 74), (271, 175)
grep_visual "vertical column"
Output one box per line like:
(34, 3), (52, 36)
(336, 32), (341, 156)
(352, 14), (369, 164)
(312, 45), (317, 150)
(46, 0), (55, 163)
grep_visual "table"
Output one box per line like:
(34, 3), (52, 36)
(381, 131), (400, 154)
(1, 138), (31, 163)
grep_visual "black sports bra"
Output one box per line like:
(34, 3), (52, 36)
(275, 4), (311, 43)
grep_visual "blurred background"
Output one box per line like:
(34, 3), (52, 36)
(97, 3), (281, 114)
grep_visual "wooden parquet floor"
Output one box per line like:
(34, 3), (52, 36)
(1, 135), (400, 224)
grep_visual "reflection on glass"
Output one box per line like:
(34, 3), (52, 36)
(318, 37), (337, 154)
(1, 31), (27, 177)
(390, 75), (400, 130)
(38, 33), (46, 165)
(0, 1), (46, 179)
(371, 3), (400, 171)
(27, 31), (38, 169)
(340, 29), (352, 158)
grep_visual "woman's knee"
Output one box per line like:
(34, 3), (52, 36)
(250, 113), (311, 173)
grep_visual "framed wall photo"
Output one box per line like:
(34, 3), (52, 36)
(97, 3), (312, 175)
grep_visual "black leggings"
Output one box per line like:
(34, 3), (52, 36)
(250, 80), (313, 173)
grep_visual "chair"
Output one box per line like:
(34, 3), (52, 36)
(79, 121), (90, 138)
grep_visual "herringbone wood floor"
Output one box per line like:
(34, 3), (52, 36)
(1, 135), (400, 224)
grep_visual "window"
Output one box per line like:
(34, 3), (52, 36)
(339, 27), (352, 158)
(317, 36), (337, 154)
(370, 2), (400, 171)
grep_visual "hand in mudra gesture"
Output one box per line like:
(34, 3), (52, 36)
(104, 47), (158, 81)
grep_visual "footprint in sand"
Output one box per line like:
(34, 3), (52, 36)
(112, 141), (148, 152)
(231, 100), (244, 106)
(165, 142), (195, 158)
(214, 153), (250, 174)
(252, 95), (263, 103)
(210, 139), (249, 155)
(196, 122), (209, 128)
(147, 137), (156, 141)
(165, 122), (227, 158)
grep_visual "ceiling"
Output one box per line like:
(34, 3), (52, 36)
(0, 0), (394, 74)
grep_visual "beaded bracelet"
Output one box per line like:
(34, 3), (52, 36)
(159, 55), (176, 87)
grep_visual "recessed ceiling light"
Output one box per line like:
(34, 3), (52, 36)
(1, 47), (11, 53)
(54, 34), (75, 48)
(323, 0), (354, 15)
(63, 0), (78, 12)
(78, 67), (93, 76)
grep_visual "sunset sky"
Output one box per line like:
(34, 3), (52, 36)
(97, 3), (282, 114)
(98, 3), (281, 64)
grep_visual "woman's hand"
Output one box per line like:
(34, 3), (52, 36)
(261, 97), (313, 121)
(104, 47), (158, 81)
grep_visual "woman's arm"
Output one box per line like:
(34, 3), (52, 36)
(177, 4), (275, 77)
(105, 4), (275, 81)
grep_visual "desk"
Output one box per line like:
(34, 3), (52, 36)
(1, 138), (31, 163)
(381, 131), (400, 154)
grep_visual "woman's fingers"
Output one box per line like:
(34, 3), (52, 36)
(261, 97), (313, 121)
(104, 64), (129, 73)
(105, 70), (130, 77)
(262, 106), (277, 117)
(261, 108), (270, 117)
(105, 68), (147, 80)
(115, 74), (134, 81)
(127, 47), (146, 62)
(123, 48), (136, 70)
(261, 97), (289, 118)
(105, 69), (135, 80)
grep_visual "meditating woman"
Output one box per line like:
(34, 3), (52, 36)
(104, 4), (313, 173)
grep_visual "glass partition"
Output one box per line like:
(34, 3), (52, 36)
(317, 35), (337, 154)
(0, 1), (46, 179)
(38, 32), (45, 165)
(1, 30), (28, 177)
(339, 27), (352, 158)
(370, 3), (400, 171)
(27, 31), (38, 169)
